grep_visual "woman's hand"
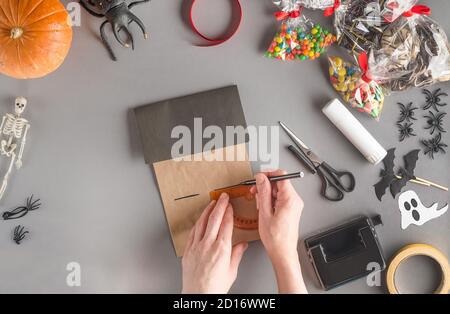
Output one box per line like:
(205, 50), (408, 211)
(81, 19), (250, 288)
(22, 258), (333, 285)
(251, 170), (307, 294)
(181, 193), (248, 294)
(252, 170), (304, 260)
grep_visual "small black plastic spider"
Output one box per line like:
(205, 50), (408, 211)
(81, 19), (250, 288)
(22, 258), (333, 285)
(422, 133), (448, 159)
(13, 225), (29, 245)
(424, 111), (447, 135)
(397, 102), (418, 123)
(422, 88), (448, 111)
(397, 122), (416, 142)
(2, 195), (41, 220)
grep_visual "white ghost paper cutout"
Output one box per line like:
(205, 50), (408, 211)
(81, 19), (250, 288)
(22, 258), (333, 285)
(398, 190), (448, 230)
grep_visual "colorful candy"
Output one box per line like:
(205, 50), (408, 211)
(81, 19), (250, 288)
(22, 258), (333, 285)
(266, 23), (336, 61)
(328, 56), (385, 120)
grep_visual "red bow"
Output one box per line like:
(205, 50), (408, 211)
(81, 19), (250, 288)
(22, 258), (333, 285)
(274, 10), (301, 21)
(358, 52), (372, 83)
(402, 5), (431, 17)
(324, 0), (340, 17)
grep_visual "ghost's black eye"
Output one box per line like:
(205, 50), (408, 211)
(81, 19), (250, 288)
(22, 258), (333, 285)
(404, 202), (411, 211)
(411, 199), (418, 207)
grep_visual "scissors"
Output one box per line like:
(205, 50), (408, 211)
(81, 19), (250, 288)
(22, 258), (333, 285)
(279, 121), (356, 201)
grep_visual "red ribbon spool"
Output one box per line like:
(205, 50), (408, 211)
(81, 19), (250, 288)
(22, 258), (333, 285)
(188, 0), (243, 46)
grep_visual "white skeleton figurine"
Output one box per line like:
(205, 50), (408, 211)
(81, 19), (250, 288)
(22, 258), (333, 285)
(0, 97), (30, 200)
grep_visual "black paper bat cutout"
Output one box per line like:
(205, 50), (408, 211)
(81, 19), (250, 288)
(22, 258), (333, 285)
(374, 148), (396, 201)
(373, 149), (420, 200)
(390, 149), (420, 197)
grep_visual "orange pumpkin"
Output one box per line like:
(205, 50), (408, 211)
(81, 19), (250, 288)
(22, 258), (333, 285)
(0, 0), (73, 79)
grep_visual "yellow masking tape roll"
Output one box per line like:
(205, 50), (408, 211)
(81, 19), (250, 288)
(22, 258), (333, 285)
(386, 244), (450, 294)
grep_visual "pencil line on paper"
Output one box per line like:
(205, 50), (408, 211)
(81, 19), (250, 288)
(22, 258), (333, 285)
(174, 194), (200, 201)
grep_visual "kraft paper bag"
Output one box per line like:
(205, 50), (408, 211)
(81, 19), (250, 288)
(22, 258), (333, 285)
(134, 86), (258, 257)
(153, 143), (259, 257)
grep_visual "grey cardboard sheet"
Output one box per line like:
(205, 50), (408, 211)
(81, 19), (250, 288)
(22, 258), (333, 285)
(134, 85), (248, 164)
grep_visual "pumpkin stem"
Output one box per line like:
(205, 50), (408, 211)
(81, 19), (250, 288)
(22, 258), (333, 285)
(10, 27), (24, 39)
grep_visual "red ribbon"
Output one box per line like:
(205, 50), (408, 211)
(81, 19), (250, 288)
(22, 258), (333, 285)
(188, 0), (243, 47)
(358, 52), (372, 83)
(274, 9), (301, 21)
(402, 5), (431, 17)
(324, 0), (340, 17)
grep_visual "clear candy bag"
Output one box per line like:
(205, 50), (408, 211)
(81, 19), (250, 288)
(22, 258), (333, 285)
(297, 0), (335, 10)
(334, 0), (418, 54)
(368, 9), (450, 92)
(299, 0), (416, 17)
(265, 0), (335, 61)
(329, 56), (385, 119)
(383, 0), (420, 22)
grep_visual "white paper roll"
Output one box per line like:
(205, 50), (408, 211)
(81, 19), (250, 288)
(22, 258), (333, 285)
(322, 99), (387, 165)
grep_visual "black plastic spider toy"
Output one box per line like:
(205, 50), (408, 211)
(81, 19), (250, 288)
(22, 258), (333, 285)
(13, 225), (29, 245)
(422, 88), (448, 111)
(397, 102), (418, 123)
(80, 0), (151, 61)
(2, 195), (41, 220)
(397, 122), (416, 142)
(424, 111), (447, 135)
(422, 133), (447, 159)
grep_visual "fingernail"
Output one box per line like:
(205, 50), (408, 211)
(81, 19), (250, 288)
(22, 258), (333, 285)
(220, 192), (228, 200)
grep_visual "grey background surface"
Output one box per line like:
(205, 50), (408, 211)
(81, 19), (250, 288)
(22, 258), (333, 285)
(0, 0), (448, 293)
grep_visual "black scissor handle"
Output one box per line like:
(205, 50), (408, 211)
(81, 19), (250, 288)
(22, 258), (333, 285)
(317, 162), (356, 201)
(317, 166), (345, 201)
(320, 162), (355, 192)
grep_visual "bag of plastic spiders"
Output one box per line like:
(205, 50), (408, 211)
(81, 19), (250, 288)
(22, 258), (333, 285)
(334, 0), (418, 54)
(328, 54), (385, 120)
(265, 0), (336, 61)
(368, 5), (450, 92)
